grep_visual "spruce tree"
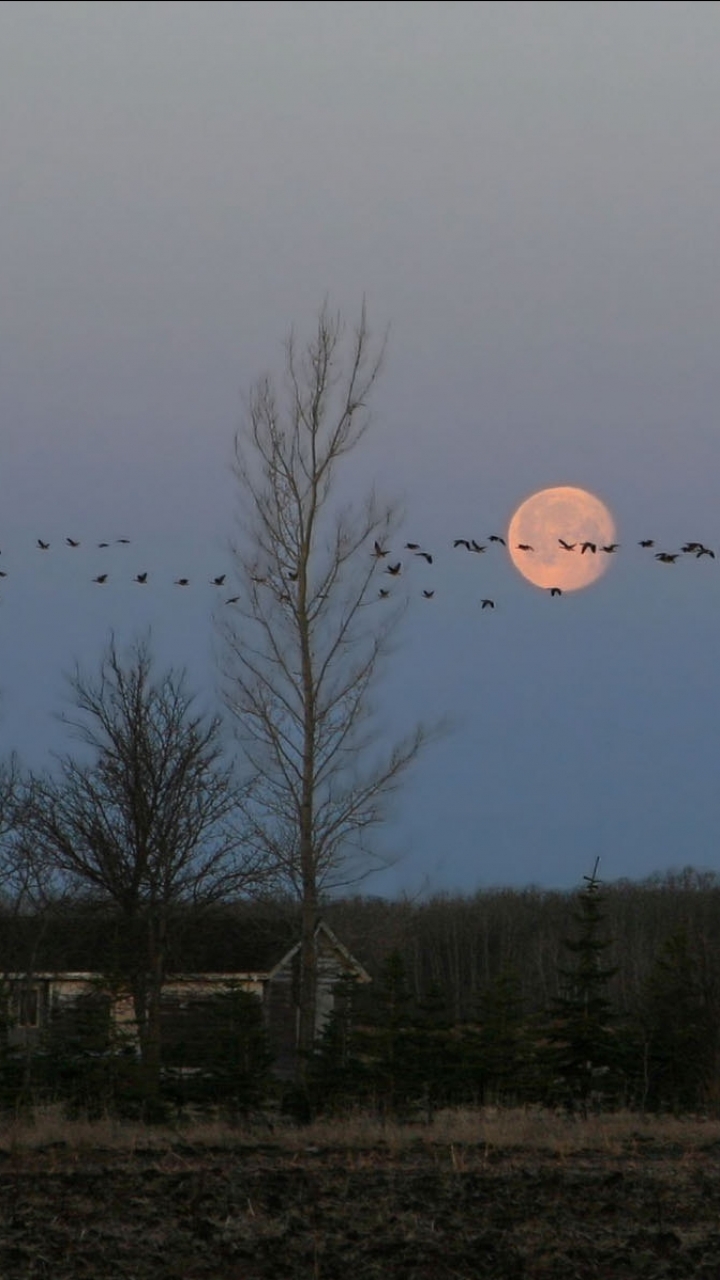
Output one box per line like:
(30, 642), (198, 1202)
(642, 927), (718, 1113)
(546, 861), (619, 1113)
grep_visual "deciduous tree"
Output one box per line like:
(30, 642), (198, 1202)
(221, 304), (429, 1082)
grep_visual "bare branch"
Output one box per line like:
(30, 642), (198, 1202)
(219, 303), (431, 1077)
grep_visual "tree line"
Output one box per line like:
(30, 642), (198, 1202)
(2, 866), (720, 1121)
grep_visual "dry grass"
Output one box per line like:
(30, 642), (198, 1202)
(3, 1104), (720, 1158)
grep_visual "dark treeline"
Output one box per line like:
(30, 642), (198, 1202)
(324, 865), (720, 1018)
(2, 866), (720, 1121)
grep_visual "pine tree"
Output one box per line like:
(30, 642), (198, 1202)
(546, 861), (619, 1113)
(642, 927), (718, 1113)
(475, 967), (529, 1105)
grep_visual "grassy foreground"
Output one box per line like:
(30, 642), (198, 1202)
(2, 1108), (720, 1278)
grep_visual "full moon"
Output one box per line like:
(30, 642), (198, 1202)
(507, 486), (617, 591)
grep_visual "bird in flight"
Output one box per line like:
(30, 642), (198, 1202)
(405, 542), (420, 550)
(37, 540), (49, 550)
(681, 542), (703, 553)
(488, 535), (506, 546)
(481, 598), (495, 609)
(386, 562), (402, 576)
(116, 538), (131, 544)
(135, 572), (148, 583)
(639, 539), (655, 548)
(581, 541), (597, 555)
(97, 541), (109, 548)
(558, 539), (575, 551)
(696, 546), (715, 559)
(372, 541), (388, 558)
(655, 553), (679, 564)
(470, 540), (486, 553)
(66, 537), (80, 548)
(549, 587), (563, 596)
(378, 588), (390, 598)
(415, 551), (433, 564)
(516, 543), (534, 552)
(422, 589), (435, 598)
(212, 575), (226, 586)
(92, 574), (108, 584)
(175, 578), (189, 586)
(602, 543), (619, 553)
(453, 539), (471, 549)
(225, 595), (240, 605)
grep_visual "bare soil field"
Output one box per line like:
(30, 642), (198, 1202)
(1, 1111), (720, 1278)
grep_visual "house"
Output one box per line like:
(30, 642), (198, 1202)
(3, 918), (371, 1078)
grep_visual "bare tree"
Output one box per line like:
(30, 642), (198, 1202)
(25, 637), (259, 1099)
(220, 303), (430, 1078)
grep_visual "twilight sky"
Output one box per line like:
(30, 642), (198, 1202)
(2, 0), (720, 896)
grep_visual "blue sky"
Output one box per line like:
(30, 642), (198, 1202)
(2, 0), (720, 895)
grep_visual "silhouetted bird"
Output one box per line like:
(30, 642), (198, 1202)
(93, 574), (108, 584)
(558, 539), (575, 551)
(116, 538), (131, 544)
(422, 590), (435, 598)
(66, 537), (80, 547)
(696, 546), (715, 559)
(581, 541), (597, 554)
(0, 571), (7, 578)
(470, 540), (486, 553)
(516, 543), (534, 551)
(415, 551), (433, 564)
(225, 595), (240, 604)
(175, 578), (189, 586)
(372, 541), (388, 558)
(37, 540), (49, 550)
(481, 598), (495, 609)
(602, 543), (619, 552)
(639, 539), (655, 548)
(378, 588), (390, 598)
(453, 539), (471, 549)
(655, 553), (679, 563)
(386, 562), (402, 576)
(97, 542), (109, 548)
(682, 542), (703, 553)
(212, 575), (226, 586)
(488, 535), (506, 545)
(405, 542), (420, 550)
(549, 587), (562, 596)
(135, 572), (148, 583)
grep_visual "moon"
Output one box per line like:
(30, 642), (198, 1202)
(507, 485), (617, 591)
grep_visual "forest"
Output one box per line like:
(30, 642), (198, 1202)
(2, 865), (719, 1122)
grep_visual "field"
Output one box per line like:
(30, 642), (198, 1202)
(2, 1109), (720, 1278)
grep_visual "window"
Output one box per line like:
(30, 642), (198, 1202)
(11, 984), (41, 1027)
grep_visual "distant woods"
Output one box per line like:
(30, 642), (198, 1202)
(3, 866), (720, 1119)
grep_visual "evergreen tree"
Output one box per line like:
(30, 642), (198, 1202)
(308, 974), (368, 1115)
(545, 862), (619, 1113)
(353, 950), (420, 1119)
(474, 967), (529, 1105)
(641, 927), (718, 1113)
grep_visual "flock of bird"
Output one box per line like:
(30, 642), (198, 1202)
(0, 538), (240, 603)
(0, 531), (715, 614)
(368, 533), (717, 609)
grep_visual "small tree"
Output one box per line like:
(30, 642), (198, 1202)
(221, 304), (430, 1083)
(474, 967), (529, 1106)
(641, 927), (718, 1113)
(546, 862), (619, 1113)
(24, 637), (261, 1109)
